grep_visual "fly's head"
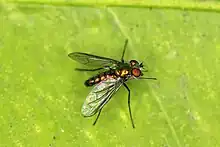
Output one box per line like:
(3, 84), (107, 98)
(129, 60), (146, 78)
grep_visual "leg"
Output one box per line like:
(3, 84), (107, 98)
(123, 83), (135, 128)
(93, 109), (102, 126)
(121, 39), (128, 63)
(141, 69), (148, 72)
(75, 67), (103, 72)
(139, 77), (157, 80)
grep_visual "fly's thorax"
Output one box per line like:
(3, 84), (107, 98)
(120, 69), (129, 77)
(114, 68), (130, 78)
(109, 63), (118, 69)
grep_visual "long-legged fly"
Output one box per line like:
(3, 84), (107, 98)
(68, 39), (157, 128)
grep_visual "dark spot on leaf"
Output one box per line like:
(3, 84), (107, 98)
(183, 95), (187, 99)
(201, 33), (206, 37)
(53, 136), (56, 140)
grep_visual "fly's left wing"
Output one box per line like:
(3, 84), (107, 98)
(68, 52), (120, 68)
(81, 77), (123, 117)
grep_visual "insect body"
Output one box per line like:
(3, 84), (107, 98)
(85, 67), (135, 87)
(68, 39), (157, 128)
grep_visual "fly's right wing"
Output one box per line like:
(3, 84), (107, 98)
(68, 52), (120, 68)
(81, 77), (123, 117)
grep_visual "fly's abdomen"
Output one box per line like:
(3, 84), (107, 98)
(84, 76), (101, 87)
(84, 70), (116, 87)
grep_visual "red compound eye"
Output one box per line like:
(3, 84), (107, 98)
(132, 68), (141, 77)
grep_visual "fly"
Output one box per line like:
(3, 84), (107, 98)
(68, 39), (157, 128)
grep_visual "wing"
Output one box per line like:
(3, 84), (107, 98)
(81, 77), (123, 117)
(68, 52), (120, 68)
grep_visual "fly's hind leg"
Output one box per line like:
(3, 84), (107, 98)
(93, 109), (102, 126)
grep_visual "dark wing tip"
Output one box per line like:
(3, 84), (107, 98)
(68, 52), (73, 57)
(68, 52), (86, 57)
(68, 52), (79, 60)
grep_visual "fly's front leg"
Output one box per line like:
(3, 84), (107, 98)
(139, 77), (157, 80)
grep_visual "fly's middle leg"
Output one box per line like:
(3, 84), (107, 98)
(121, 39), (128, 63)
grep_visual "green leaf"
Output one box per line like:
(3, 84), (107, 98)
(1, 1), (220, 147)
